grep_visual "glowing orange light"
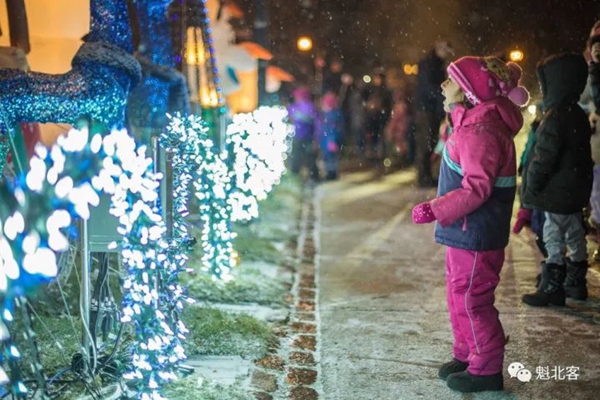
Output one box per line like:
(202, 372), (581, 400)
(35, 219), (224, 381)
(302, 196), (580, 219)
(297, 36), (313, 52)
(510, 49), (524, 62)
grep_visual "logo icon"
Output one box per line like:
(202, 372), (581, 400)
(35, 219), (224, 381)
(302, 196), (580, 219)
(517, 369), (532, 382)
(508, 362), (532, 383)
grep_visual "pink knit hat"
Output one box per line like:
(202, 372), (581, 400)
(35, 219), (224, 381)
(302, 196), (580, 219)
(292, 86), (312, 101)
(447, 56), (530, 107)
(321, 92), (338, 110)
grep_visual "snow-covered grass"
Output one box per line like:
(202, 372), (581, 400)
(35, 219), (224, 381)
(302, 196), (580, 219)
(164, 376), (254, 400)
(184, 266), (288, 306)
(182, 307), (278, 360)
(233, 225), (287, 264)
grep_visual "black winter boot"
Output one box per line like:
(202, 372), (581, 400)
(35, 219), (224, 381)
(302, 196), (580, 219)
(522, 263), (566, 307)
(535, 261), (545, 289)
(564, 260), (588, 300)
(438, 358), (468, 379)
(446, 371), (503, 392)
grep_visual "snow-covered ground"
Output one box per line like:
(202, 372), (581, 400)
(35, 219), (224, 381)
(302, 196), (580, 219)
(316, 168), (600, 400)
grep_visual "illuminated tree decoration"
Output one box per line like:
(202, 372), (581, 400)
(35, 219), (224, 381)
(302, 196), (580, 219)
(225, 127), (262, 223)
(167, 115), (235, 280)
(0, 126), (109, 397)
(104, 129), (190, 400)
(197, 151), (235, 281)
(160, 115), (198, 247)
(0, 126), (189, 399)
(225, 106), (293, 223)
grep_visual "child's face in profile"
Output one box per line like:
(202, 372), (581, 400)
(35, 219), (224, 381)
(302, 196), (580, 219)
(441, 77), (464, 112)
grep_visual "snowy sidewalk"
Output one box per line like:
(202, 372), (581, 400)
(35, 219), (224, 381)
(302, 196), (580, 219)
(316, 169), (600, 400)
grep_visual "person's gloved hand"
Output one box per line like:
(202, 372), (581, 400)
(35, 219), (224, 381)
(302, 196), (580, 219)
(512, 208), (533, 234)
(412, 202), (436, 224)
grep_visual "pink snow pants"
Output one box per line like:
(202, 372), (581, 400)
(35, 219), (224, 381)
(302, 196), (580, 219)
(446, 247), (505, 376)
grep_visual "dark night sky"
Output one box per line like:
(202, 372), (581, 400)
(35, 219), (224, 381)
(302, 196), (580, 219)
(236, 0), (600, 91)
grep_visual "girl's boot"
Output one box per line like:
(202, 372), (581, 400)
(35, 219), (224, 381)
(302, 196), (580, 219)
(564, 260), (588, 300)
(522, 263), (566, 306)
(446, 371), (503, 392)
(438, 359), (468, 379)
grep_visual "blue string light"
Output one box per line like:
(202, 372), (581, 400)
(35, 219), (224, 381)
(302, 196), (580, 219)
(165, 115), (235, 280)
(0, 126), (190, 398)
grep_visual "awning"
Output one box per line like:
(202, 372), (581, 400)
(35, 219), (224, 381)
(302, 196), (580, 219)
(267, 65), (294, 82)
(237, 41), (273, 60)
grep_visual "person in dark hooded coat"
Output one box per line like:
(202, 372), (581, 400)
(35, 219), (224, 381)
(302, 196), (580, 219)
(521, 53), (593, 307)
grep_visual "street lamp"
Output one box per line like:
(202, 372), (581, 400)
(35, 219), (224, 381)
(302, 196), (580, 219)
(509, 49), (524, 62)
(297, 36), (313, 52)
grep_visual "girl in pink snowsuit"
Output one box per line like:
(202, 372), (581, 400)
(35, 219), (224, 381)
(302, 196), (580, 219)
(412, 56), (529, 393)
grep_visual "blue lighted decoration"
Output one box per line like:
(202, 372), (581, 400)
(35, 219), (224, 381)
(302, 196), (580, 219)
(0, 127), (117, 396)
(107, 130), (190, 400)
(160, 114), (199, 247)
(127, 0), (190, 136)
(0, 1), (191, 397)
(0, 0), (141, 393)
(167, 0), (226, 112)
(0, 126), (190, 398)
(164, 114), (234, 281)
(0, 0), (141, 172)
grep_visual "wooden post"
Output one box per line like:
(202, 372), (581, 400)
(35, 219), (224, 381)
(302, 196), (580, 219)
(5, 0), (30, 54)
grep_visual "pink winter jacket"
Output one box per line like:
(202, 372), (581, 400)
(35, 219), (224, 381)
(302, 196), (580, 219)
(431, 97), (524, 250)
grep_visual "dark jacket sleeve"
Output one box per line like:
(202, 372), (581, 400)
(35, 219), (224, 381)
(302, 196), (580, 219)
(590, 62), (600, 112)
(525, 111), (562, 195)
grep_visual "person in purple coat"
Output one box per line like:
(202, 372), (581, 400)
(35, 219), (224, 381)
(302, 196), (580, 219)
(288, 86), (320, 181)
(412, 56), (529, 393)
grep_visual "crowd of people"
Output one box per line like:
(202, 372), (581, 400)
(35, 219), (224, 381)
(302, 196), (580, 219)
(285, 40), (456, 183)
(286, 59), (414, 182)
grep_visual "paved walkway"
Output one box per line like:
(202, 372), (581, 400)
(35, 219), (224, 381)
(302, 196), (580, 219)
(316, 168), (600, 400)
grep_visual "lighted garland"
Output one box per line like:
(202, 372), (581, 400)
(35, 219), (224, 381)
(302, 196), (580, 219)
(197, 152), (235, 281)
(225, 106), (293, 223)
(0, 126), (188, 399)
(225, 128), (264, 223)
(105, 130), (189, 400)
(168, 115), (235, 280)
(249, 106), (293, 185)
(0, 126), (112, 396)
(160, 115), (200, 246)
